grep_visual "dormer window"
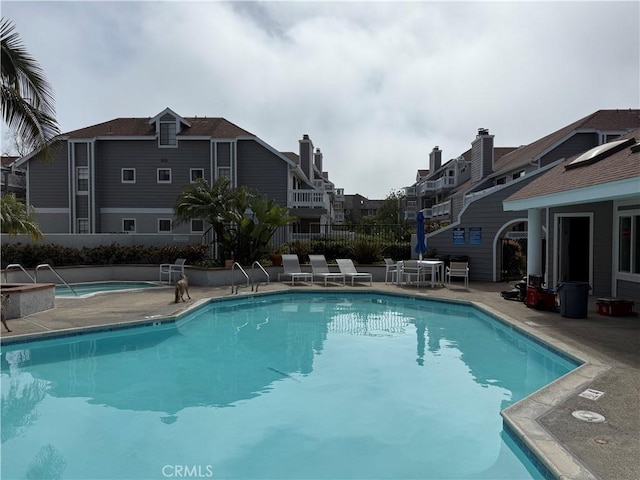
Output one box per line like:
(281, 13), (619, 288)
(149, 108), (191, 148)
(159, 121), (177, 147)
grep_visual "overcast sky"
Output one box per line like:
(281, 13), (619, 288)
(3, 1), (639, 198)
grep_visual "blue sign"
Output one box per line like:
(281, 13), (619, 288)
(469, 227), (482, 245)
(453, 227), (465, 245)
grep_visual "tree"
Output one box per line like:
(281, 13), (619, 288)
(376, 189), (405, 225)
(0, 194), (43, 240)
(1, 17), (60, 240)
(174, 178), (296, 265)
(1, 17), (60, 157)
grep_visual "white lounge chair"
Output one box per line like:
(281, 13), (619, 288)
(277, 254), (312, 285)
(309, 255), (345, 286)
(159, 258), (186, 283)
(446, 261), (470, 288)
(336, 259), (372, 286)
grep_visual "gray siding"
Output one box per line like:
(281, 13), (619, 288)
(617, 279), (640, 304)
(428, 177), (539, 282)
(549, 202), (613, 298)
(539, 132), (598, 167)
(236, 140), (288, 206)
(74, 142), (89, 166)
(94, 139), (211, 211)
(28, 147), (69, 207)
(216, 142), (231, 169)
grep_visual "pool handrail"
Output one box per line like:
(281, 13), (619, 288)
(4, 264), (35, 283)
(35, 264), (78, 296)
(251, 261), (269, 292)
(231, 262), (249, 294)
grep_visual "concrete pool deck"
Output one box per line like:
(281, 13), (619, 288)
(1, 281), (638, 480)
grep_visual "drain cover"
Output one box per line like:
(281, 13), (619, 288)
(572, 410), (606, 423)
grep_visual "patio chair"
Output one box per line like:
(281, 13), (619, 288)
(309, 255), (345, 286)
(446, 261), (469, 288)
(401, 260), (427, 288)
(384, 258), (398, 284)
(277, 254), (313, 286)
(336, 259), (372, 286)
(159, 258), (187, 283)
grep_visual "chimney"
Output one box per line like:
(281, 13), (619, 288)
(314, 148), (323, 174)
(429, 146), (442, 173)
(470, 128), (494, 182)
(299, 134), (314, 179)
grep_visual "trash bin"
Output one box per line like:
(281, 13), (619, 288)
(557, 282), (591, 318)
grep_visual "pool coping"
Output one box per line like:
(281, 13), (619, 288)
(0, 287), (608, 480)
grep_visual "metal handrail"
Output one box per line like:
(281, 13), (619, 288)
(35, 264), (78, 296)
(231, 262), (249, 294)
(251, 261), (270, 292)
(4, 264), (35, 283)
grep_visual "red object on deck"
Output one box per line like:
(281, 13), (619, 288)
(596, 298), (636, 317)
(526, 286), (557, 311)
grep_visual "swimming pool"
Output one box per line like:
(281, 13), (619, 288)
(55, 281), (163, 297)
(1, 292), (578, 479)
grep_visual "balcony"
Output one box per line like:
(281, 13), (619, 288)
(289, 189), (330, 210)
(418, 176), (456, 195)
(422, 200), (451, 219)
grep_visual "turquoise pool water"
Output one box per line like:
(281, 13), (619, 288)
(55, 281), (162, 297)
(0, 292), (578, 479)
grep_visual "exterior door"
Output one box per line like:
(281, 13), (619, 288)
(557, 214), (592, 284)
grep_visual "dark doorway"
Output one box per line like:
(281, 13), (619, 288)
(558, 216), (591, 282)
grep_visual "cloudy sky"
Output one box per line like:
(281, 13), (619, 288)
(3, 1), (639, 198)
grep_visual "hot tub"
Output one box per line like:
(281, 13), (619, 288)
(0, 283), (55, 319)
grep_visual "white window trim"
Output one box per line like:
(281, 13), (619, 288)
(158, 218), (173, 233)
(157, 168), (172, 184)
(190, 168), (205, 183)
(613, 201), (640, 286)
(217, 166), (231, 181)
(121, 168), (136, 184)
(76, 166), (89, 195)
(158, 121), (178, 148)
(190, 218), (205, 233)
(77, 218), (89, 234)
(122, 218), (136, 233)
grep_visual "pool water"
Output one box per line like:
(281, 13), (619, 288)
(55, 281), (162, 297)
(1, 292), (578, 479)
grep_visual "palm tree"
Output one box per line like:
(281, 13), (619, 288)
(0, 194), (43, 240)
(174, 177), (236, 243)
(1, 17), (60, 156)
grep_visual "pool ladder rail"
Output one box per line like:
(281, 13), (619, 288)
(4, 263), (79, 296)
(230, 261), (270, 294)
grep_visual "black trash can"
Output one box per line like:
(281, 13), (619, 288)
(557, 282), (591, 318)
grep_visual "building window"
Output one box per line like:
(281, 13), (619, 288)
(190, 169), (204, 183)
(158, 218), (172, 233)
(123, 218), (136, 233)
(157, 168), (172, 184)
(217, 167), (231, 180)
(496, 177), (506, 185)
(618, 214), (640, 274)
(122, 168), (136, 183)
(77, 167), (89, 192)
(512, 170), (525, 180)
(191, 219), (205, 233)
(159, 122), (177, 146)
(77, 218), (89, 233)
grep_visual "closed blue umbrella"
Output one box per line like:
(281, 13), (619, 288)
(415, 211), (427, 260)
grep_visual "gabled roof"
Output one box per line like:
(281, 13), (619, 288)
(1, 156), (19, 167)
(493, 109), (640, 174)
(64, 116), (254, 139)
(504, 128), (640, 210)
(281, 152), (300, 164)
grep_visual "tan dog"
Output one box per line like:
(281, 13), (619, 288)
(174, 274), (191, 303)
(1, 294), (11, 332)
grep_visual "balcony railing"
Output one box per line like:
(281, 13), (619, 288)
(289, 189), (330, 210)
(418, 176), (456, 195)
(422, 200), (451, 219)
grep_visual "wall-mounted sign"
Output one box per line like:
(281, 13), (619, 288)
(469, 227), (482, 245)
(453, 227), (465, 245)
